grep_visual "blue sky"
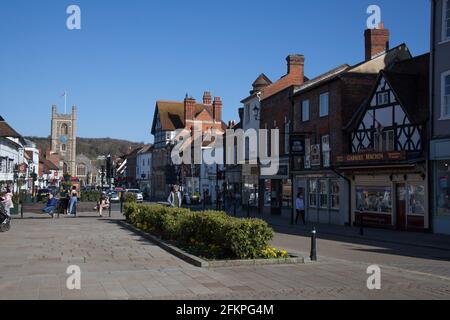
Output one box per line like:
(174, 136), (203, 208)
(0, 0), (430, 143)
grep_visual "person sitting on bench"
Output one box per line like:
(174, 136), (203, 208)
(42, 193), (58, 217)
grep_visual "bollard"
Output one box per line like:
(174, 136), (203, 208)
(310, 227), (317, 261)
(247, 199), (250, 218)
(120, 199), (123, 214)
(20, 201), (23, 219)
(109, 199), (112, 218)
(360, 212), (364, 236)
(234, 201), (237, 217)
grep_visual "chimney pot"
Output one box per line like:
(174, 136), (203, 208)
(203, 91), (212, 105)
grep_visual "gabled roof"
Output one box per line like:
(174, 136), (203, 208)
(151, 100), (226, 134)
(0, 116), (22, 139)
(344, 53), (430, 132)
(293, 64), (351, 95)
(293, 43), (412, 97)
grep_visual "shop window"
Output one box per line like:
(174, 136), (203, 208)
(407, 184), (425, 215)
(436, 161), (450, 216)
(319, 180), (328, 208)
(309, 180), (317, 207)
(356, 186), (392, 213)
(330, 181), (340, 209)
(282, 179), (292, 208)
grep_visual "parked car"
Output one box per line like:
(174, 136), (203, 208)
(109, 192), (120, 203)
(126, 189), (144, 203)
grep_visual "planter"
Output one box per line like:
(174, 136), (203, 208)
(119, 221), (305, 268)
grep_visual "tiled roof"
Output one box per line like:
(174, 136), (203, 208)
(0, 116), (22, 138)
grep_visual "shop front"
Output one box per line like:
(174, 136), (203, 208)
(336, 151), (429, 232)
(431, 138), (450, 234)
(259, 158), (291, 216)
(293, 173), (349, 226)
(242, 164), (259, 208)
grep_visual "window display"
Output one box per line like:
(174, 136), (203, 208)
(309, 180), (317, 207)
(331, 181), (340, 209)
(436, 161), (450, 216)
(407, 184), (425, 215)
(319, 180), (328, 208)
(356, 186), (392, 213)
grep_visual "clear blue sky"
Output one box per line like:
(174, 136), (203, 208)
(0, 0), (430, 143)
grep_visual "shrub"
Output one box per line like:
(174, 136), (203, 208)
(125, 192), (137, 203)
(124, 204), (275, 260)
(80, 190), (101, 202)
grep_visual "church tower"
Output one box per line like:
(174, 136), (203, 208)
(50, 105), (77, 177)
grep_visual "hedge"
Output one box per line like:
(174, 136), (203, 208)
(123, 203), (276, 260)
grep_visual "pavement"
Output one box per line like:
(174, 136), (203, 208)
(1, 210), (450, 300)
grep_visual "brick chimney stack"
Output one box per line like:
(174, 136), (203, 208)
(286, 54), (305, 83)
(365, 22), (390, 61)
(203, 91), (212, 105)
(212, 96), (222, 122)
(184, 94), (196, 121)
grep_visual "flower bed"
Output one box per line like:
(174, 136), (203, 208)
(124, 203), (288, 260)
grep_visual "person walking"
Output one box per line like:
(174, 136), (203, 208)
(0, 187), (13, 217)
(68, 186), (78, 217)
(295, 192), (306, 225)
(167, 186), (182, 208)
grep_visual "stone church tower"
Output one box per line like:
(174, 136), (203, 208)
(50, 105), (77, 177)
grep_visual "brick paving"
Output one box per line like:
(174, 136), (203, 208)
(1, 211), (450, 300)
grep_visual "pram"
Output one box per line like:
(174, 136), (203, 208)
(0, 202), (11, 232)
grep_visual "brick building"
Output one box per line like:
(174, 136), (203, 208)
(150, 92), (227, 201)
(259, 55), (306, 215)
(290, 24), (412, 226)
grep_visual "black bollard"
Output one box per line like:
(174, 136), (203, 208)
(120, 199), (123, 214)
(109, 199), (112, 218)
(247, 199), (250, 218)
(310, 228), (317, 261)
(20, 201), (23, 219)
(360, 212), (364, 236)
(234, 201), (237, 217)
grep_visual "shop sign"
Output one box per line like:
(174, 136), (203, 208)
(336, 151), (407, 164)
(290, 135), (305, 155)
(310, 145), (321, 167)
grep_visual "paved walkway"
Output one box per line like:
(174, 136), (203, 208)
(1, 211), (450, 300)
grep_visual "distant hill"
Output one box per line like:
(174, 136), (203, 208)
(25, 136), (145, 160)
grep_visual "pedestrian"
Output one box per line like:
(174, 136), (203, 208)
(97, 192), (110, 217)
(295, 192), (306, 225)
(167, 186), (182, 208)
(68, 186), (78, 216)
(42, 193), (58, 217)
(0, 187), (13, 217)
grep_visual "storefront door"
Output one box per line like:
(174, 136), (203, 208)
(396, 183), (407, 231)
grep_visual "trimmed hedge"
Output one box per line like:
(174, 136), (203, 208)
(124, 203), (274, 260)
